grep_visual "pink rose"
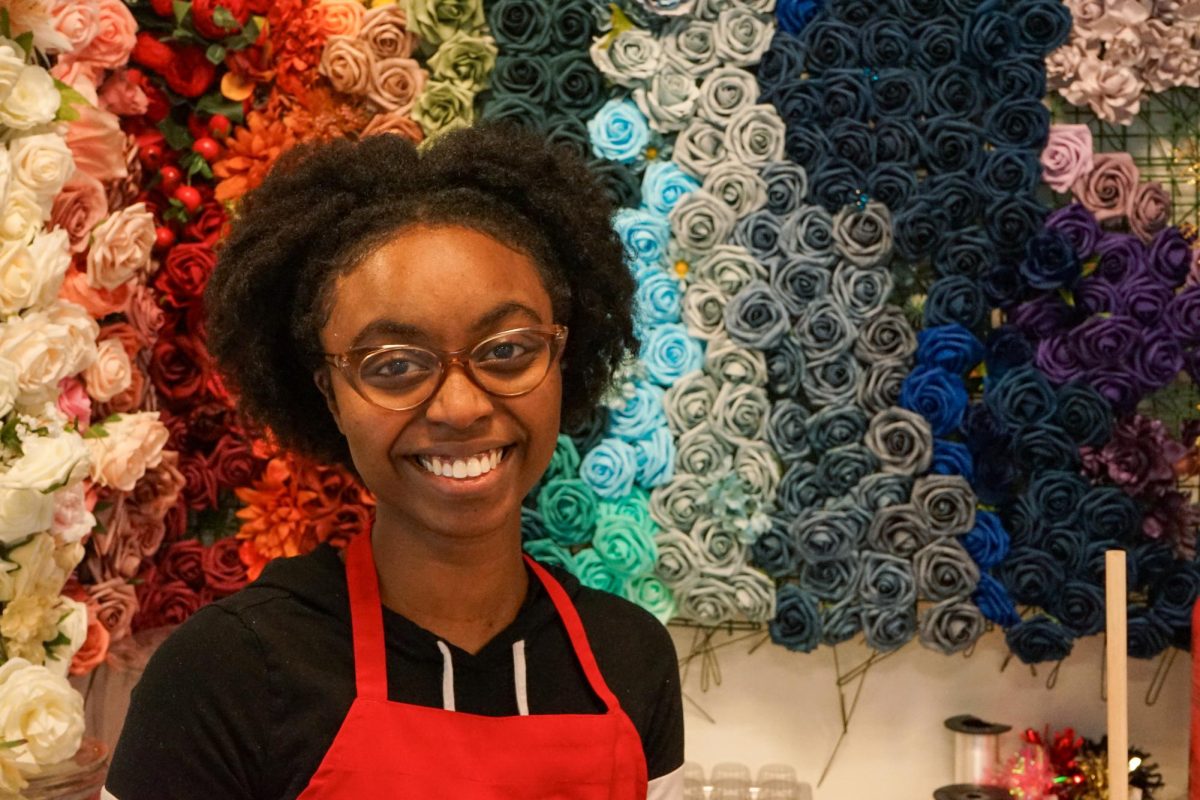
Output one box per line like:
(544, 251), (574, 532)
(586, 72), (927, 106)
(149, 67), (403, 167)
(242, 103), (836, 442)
(1128, 181), (1171, 243)
(65, 105), (127, 184)
(52, 481), (95, 545)
(50, 0), (100, 54)
(59, 0), (137, 70)
(50, 172), (109, 253)
(87, 577), (137, 642)
(1062, 56), (1144, 126)
(86, 202), (156, 290)
(319, 36), (373, 95)
(367, 57), (427, 114)
(129, 451), (185, 521)
(83, 337), (132, 403)
(1040, 124), (1094, 193)
(361, 5), (418, 59)
(56, 376), (92, 428)
(98, 69), (148, 117)
(49, 59), (102, 104)
(1072, 151), (1139, 222)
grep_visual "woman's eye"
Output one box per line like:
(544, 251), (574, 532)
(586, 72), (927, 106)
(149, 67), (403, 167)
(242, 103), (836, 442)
(486, 342), (524, 360)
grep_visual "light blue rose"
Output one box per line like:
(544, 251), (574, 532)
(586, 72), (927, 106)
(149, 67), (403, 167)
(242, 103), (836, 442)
(609, 381), (667, 443)
(636, 270), (683, 331)
(634, 426), (675, 487)
(588, 98), (650, 164)
(572, 548), (626, 594)
(593, 513), (658, 576)
(613, 208), (670, 269)
(642, 323), (705, 386)
(580, 437), (639, 499)
(641, 161), (700, 216)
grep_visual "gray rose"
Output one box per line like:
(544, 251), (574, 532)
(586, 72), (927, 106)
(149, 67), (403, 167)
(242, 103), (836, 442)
(663, 369), (719, 434)
(865, 503), (931, 558)
(777, 459), (819, 516)
(801, 351), (862, 408)
(854, 472), (914, 511)
(713, 7), (774, 67)
(800, 556), (861, 603)
(694, 0), (734, 20)
(677, 575), (738, 624)
(669, 188), (737, 252)
(729, 567), (775, 622)
(725, 104), (786, 166)
(855, 358), (908, 414)
(831, 262), (894, 322)
(650, 473), (711, 530)
(734, 440), (782, 501)
(703, 335), (768, 386)
(911, 474), (976, 537)
(794, 297), (858, 362)
(637, 0), (699, 16)
(853, 306), (917, 363)
(731, 209), (784, 264)
(918, 598), (986, 655)
(762, 161), (809, 216)
(590, 28), (662, 87)
(654, 528), (705, 589)
(858, 551), (916, 607)
(821, 598), (862, 645)
(692, 244), (766, 296)
(676, 422), (734, 476)
(703, 162), (767, 217)
(712, 381), (771, 446)
(779, 204), (836, 261)
(770, 256), (831, 317)
(863, 605), (917, 652)
(806, 405), (868, 452)
(831, 200), (894, 267)
(633, 64), (700, 133)
(815, 443), (879, 497)
(764, 333), (806, 398)
(791, 506), (869, 564)
(661, 18), (719, 77)
(913, 539), (981, 601)
(692, 518), (747, 575)
(766, 399), (811, 462)
(724, 280), (791, 349)
(675, 119), (727, 177)
(682, 280), (727, 340)
(695, 66), (759, 127)
(864, 407), (933, 475)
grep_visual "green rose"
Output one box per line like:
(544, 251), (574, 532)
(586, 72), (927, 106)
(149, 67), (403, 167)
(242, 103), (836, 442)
(426, 31), (498, 90)
(624, 576), (676, 624)
(573, 548), (625, 595)
(545, 434), (582, 482)
(403, 0), (485, 48)
(537, 478), (599, 546)
(592, 513), (657, 577)
(412, 78), (475, 137)
(523, 538), (575, 572)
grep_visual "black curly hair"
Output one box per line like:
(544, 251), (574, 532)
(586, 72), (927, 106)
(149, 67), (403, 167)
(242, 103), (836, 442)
(205, 124), (637, 468)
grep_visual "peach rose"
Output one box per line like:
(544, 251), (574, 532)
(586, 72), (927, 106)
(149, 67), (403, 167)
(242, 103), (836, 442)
(1073, 151), (1139, 222)
(125, 285), (164, 344)
(86, 202), (155, 290)
(1062, 56), (1144, 126)
(320, 36), (374, 95)
(367, 57), (427, 114)
(98, 69), (148, 117)
(1128, 181), (1171, 243)
(104, 360), (146, 413)
(316, 0), (365, 37)
(48, 59), (101, 105)
(65, 105), (127, 184)
(86, 411), (169, 492)
(82, 338), (132, 402)
(87, 577), (136, 642)
(50, 0), (99, 54)
(50, 172), (109, 253)
(360, 4), (418, 59)
(55, 376), (91, 428)
(45, 299), (100, 377)
(58, 268), (130, 318)
(60, 0), (137, 70)
(361, 110), (425, 143)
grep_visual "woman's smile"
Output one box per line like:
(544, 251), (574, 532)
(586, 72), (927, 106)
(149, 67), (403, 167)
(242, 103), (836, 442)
(405, 444), (518, 496)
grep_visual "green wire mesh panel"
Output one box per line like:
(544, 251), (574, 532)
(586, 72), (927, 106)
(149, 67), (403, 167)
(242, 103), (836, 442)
(1053, 87), (1200, 232)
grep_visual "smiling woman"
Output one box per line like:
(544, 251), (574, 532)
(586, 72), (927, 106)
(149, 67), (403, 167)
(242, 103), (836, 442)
(102, 126), (684, 800)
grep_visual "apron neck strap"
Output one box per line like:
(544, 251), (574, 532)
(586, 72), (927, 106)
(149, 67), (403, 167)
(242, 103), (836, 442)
(345, 532), (389, 701)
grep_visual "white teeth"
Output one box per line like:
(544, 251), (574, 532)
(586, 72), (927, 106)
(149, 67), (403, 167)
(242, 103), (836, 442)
(418, 448), (506, 480)
(467, 457), (482, 477)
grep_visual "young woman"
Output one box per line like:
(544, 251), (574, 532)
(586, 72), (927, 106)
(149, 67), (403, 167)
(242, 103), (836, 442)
(104, 125), (684, 799)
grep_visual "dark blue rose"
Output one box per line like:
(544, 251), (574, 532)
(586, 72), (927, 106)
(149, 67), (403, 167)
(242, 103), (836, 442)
(488, 0), (552, 52)
(769, 585), (823, 653)
(766, 333), (807, 398)
(811, 159), (865, 212)
(1003, 494), (1047, 549)
(980, 262), (1026, 309)
(776, 0), (822, 35)
(807, 405), (868, 452)
(793, 507), (870, 562)
(762, 162), (810, 217)
(931, 439), (975, 481)
(867, 504), (932, 558)
(1054, 382), (1113, 448)
(1119, 276), (1173, 326)
(1019, 230), (1080, 290)
(1147, 226), (1193, 287)
(923, 119), (984, 178)
(860, 18), (911, 67)
(1079, 486), (1141, 542)
(1131, 329), (1184, 392)
(1011, 0), (1073, 55)
(1012, 423), (1080, 474)
(482, 93), (552, 129)
(872, 69), (926, 119)
(962, 0), (1018, 66)
(891, 0), (945, 23)
(863, 605), (917, 652)
(1131, 541), (1176, 590)
(491, 54), (552, 101)
(732, 211), (784, 263)
(913, 20), (960, 70)
(961, 510), (1010, 570)
(917, 324), (984, 374)
(521, 506), (546, 541)
(832, 0), (874, 25)
(1006, 615), (1075, 664)
(980, 148), (1042, 201)
(800, 556), (862, 602)
(1096, 232), (1148, 283)
(984, 325), (1034, 380)
(820, 70), (873, 124)
(1149, 562), (1200, 631)
(771, 258), (828, 317)
(934, 227), (993, 278)
(867, 163), (919, 210)
(925, 276), (988, 330)
(751, 518), (800, 578)
(942, 0), (984, 18)
(589, 158), (641, 209)
(1164, 285), (1200, 346)
(1052, 580), (1106, 637)
(983, 56), (1047, 102)
(900, 365), (969, 436)
(963, 402), (1010, 453)
(923, 172), (983, 229)
(1045, 203), (1102, 259)
(784, 124), (831, 170)
(549, 54), (605, 115)
(926, 68), (984, 120)
(773, 81), (823, 127)
(815, 444), (879, 496)
(1027, 469), (1089, 525)
(757, 33), (806, 95)
(986, 195), (1047, 258)
(1126, 605), (1172, 659)
(804, 19), (860, 73)
(894, 201), (948, 261)
(985, 365), (1057, 431)
(875, 118), (922, 166)
(768, 399), (811, 461)
(778, 460), (823, 516)
(544, 114), (590, 160)
(973, 573), (1021, 627)
(821, 599), (863, 645)
(828, 118), (876, 172)
(1044, 524), (1089, 575)
(1009, 294), (1079, 340)
(1074, 276), (1120, 316)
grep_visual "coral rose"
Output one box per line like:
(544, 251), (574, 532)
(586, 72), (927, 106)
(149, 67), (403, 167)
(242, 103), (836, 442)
(85, 412), (170, 492)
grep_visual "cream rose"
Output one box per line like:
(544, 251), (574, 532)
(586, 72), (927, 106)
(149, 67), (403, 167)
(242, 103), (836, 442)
(0, 431), (90, 493)
(82, 337), (131, 402)
(45, 300), (99, 377)
(28, 228), (71, 308)
(85, 202), (155, 290)
(320, 36), (374, 96)
(0, 42), (24, 104)
(0, 595), (60, 651)
(0, 658), (85, 767)
(0, 312), (66, 403)
(0, 356), (16, 416)
(0, 240), (39, 315)
(0, 64), (60, 131)
(360, 4), (418, 59)
(368, 57), (428, 114)
(44, 598), (87, 679)
(9, 133), (76, 211)
(85, 411), (169, 492)
(0, 489), (55, 544)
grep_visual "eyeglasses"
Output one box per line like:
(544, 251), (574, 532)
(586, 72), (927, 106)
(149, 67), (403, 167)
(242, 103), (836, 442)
(323, 325), (568, 412)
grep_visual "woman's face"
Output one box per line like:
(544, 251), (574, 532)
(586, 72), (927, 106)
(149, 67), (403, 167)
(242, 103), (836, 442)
(318, 224), (562, 542)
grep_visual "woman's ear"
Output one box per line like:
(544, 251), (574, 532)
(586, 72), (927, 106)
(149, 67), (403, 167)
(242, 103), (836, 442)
(314, 369), (345, 434)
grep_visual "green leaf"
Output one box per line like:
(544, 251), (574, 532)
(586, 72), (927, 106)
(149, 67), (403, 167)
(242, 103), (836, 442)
(212, 5), (239, 30)
(205, 43), (226, 64)
(223, 16), (259, 50)
(82, 424), (109, 440)
(53, 78), (89, 123)
(173, 0), (192, 26)
(13, 32), (32, 58)
(0, 416), (21, 457)
(102, 413), (121, 424)
(0, 739), (27, 751)
(157, 114), (193, 150)
(196, 91), (244, 124)
(0, 9), (11, 39)
(42, 630), (71, 657)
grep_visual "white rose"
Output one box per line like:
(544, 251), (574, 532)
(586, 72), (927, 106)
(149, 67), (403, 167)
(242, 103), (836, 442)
(0, 311), (65, 404)
(0, 64), (60, 131)
(0, 431), (90, 492)
(44, 598), (87, 679)
(0, 43), (24, 106)
(0, 357), (16, 416)
(50, 482), (92, 545)
(44, 300), (98, 377)
(0, 240), (36, 315)
(0, 488), (55, 545)
(0, 658), (85, 767)
(8, 134), (75, 212)
(27, 228), (69, 308)
(0, 534), (53, 603)
(0, 185), (42, 242)
(0, 751), (23, 795)
(590, 28), (662, 87)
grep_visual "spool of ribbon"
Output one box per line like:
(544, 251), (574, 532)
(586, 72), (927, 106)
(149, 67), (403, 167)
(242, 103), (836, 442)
(932, 785), (1009, 800)
(944, 715), (1011, 785)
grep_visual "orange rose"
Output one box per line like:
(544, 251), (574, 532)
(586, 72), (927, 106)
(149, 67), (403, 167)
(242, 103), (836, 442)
(315, 0), (365, 38)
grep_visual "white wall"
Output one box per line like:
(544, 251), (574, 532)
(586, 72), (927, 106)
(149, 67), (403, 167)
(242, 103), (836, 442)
(671, 627), (1191, 800)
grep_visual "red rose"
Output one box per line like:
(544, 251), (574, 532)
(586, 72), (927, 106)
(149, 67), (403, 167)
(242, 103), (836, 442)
(178, 453), (220, 511)
(156, 242), (215, 306)
(202, 537), (249, 596)
(211, 434), (262, 489)
(149, 335), (208, 403)
(191, 0), (251, 40)
(182, 202), (228, 245)
(187, 403), (233, 448)
(163, 46), (217, 98)
(130, 33), (172, 73)
(163, 500), (189, 543)
(159, 540), (207, 591)
(149, 0), (174, 17)
(136, 579), (204, 629)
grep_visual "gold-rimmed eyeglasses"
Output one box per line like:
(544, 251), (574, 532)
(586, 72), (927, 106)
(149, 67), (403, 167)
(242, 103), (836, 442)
(322, 325), (568, 412)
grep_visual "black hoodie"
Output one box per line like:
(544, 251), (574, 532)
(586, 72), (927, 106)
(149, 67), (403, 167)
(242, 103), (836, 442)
(104, 543), (685, 799)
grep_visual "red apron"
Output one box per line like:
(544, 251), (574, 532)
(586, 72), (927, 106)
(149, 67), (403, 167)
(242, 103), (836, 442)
(296, 532), (649, 799)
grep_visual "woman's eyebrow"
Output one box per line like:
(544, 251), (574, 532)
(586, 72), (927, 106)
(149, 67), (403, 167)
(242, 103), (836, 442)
(349, 302), (544, 348)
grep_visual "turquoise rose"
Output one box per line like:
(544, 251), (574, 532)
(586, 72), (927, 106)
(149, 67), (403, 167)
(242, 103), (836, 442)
(521, 506), (545, 541)
(624, 576), (677, 624)
(523, 538), (575, 572)
(588, 98), (650, 163)
(613, 208), (670, 269)
(635, 271), (683, 328)
(609, 381), (667, 443)
(580, 438), (639, 499)
(593, 513), (658, 576)
(634, 426), (675, 488)
(642, 323), (705, 386)
(537, 478), (599, 546)
(544, 434), (581, 482)
(599, 488), (655, 531)
(573, 548), (626, 595)
(641, 160), (701, 216)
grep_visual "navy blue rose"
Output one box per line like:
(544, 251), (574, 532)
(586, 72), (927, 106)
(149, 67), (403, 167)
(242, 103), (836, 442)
(980, 263), (1026, 310)
(521, 506), (546, 541)
(767, 400), (811, 461)
(1027, 469), (1089, 525)
(1126, 605), (1172, 659)
(863, 605), (918, 652)
(986, 195), (1047, 258)
(820, 70), (872, 124)
(832, 1), (873, 26)
(777, 460), (819, 517)
(1044, 524), (1089, 575)
(917, 324), (985, 375)
(793, 507), (869, 563)
(867, 163), (918, 211)
(1131, 540), (1176, 587)
(1147, 226), (1193, 287)
(894, 201), (948, 261)
(931, 439), (974, 481)
(1019, 229), (1081, 290)
(872, 69), (926, 119)
(961, 510), (1010, 570)
(491, 54), (552, 101)
(544, 115), (590, 160)
(773, 81), (823, 128)
(925, 276), (988, 330)
(765, 335), (807, 398)
(482, 93), (552, 129)
(927, 69), (984, 121)
(769, 585), (822, 653)
(821, 600), (862, 646)
(1006, 615), (1074, 664)
(750, 519), (799, 578)
(488, 0), (551, 52)
(859, 552), (917, 607)
(776, 0), (822, 35)
(810, 159), (865, 213)
(758, 33), (807, 100)
(923, 118), (985, 174)
(549, 53), (605, 115)
(1054, 382), (1113, 448)
(800, 556), (862, 602)
(1046, 203), (1102, 259)
(1051, 580), (1106, 637)
(900, 365), (968, 436)
(962, 0), (1017, 66)
(827, 119), (876, 174)
(784, 123), (831, 169)
(1149, 563), (1200, 632)
(962, 402), (1011, 454)
(923, 173), (983, 229)
(861, 18), (911, 67)
(875, 118), (922, 166)
(1003, 494), (1047, 549)
(973, 573), (1021, 627)
(1009, 294), (1079, 340)
(815, 444), (879, 497)
(807, 405), (868, 452)
(772, 260), (829, 319)
(804, 20), (860, 74)
(985, 365), (1057, 431)
(732, 210), (784, 263)
(589, 158), (641, 209)
(980, 148), (1042, 201)
(892, 0), (945, 22)
(1079, 486), (1141, 543)
(934, 227), (993, 279)
(983, 56), (1047, 103)
(1012, 423), (1080, 474)
(1011, 0), (1073, 54)
(913, 20), (959, 70)
(984, 325), (1034, 380)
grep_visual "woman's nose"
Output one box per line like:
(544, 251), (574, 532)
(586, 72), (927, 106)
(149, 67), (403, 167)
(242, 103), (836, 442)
(422, 363), (495, 429)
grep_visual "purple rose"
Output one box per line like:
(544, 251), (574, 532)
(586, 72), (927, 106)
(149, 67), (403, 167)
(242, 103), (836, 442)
(1087, 367), (1143, 412)
(1189, 349), (1200, 386)
(1034, 335), (1083, 384)
(1132, 329), (1184, 391)
(1147, 227), (1193, 288)
(1070, 314), (1140, 366)
(1118, 276), (1173, 326)
(1095, 233), (1148, 283)
(1073, 276), (1119, 315)
(1009, 294), (1079, 339)
(1163, 285), (1200, 345)
(1045, 203), (1101, 260)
